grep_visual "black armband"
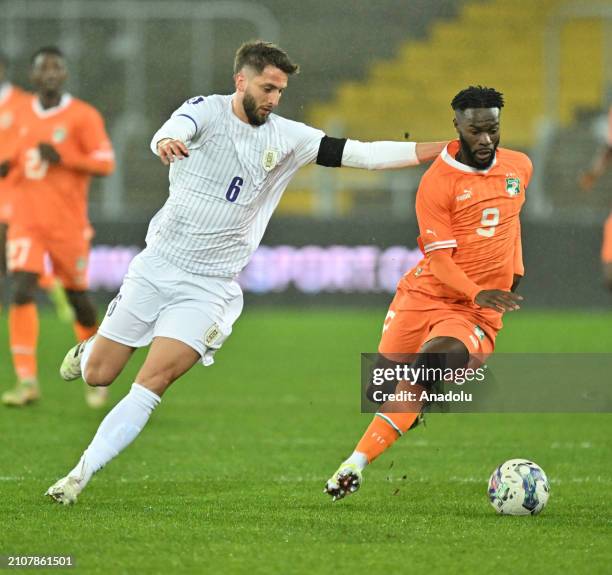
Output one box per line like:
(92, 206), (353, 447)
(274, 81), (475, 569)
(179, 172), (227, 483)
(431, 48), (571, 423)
(315, 136), (347, 167)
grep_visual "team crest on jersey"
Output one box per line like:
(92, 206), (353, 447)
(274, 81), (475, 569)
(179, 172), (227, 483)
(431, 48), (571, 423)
(0, 111), (13, 129)
(52, 126), (67, 143)
(204, 323), (222, 347)
(262, 149), (279, 172)
(505, 177), (521, 196)
(474, 325), (486, 341)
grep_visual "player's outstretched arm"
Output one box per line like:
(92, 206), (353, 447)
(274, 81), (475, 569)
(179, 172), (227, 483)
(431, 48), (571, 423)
(339, 139), (446, 170)
(313, 137), (445, 170)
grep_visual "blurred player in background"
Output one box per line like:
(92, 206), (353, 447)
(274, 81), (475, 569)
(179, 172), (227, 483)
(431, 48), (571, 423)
(0, 47), (115, 408)
(0, 54), (73, 324)
(325, 86), (530, 501)
(46, 40), (447, 504)
(579, 104), (612, 291)
(0, 53), (30, 312)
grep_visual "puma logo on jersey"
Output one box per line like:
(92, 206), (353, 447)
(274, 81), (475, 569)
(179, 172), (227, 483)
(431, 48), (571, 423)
(426, 229), (438, 237)
(456, 189), (472, 201)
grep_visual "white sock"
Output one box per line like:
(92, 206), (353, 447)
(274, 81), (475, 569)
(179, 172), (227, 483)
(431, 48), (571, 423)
(345, 451), (369, 471)
(80, 336), (96, 384)
(68, 383), (161, 487)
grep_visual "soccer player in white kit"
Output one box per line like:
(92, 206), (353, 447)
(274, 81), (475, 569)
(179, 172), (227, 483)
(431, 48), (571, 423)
(46, 41), (446, 504)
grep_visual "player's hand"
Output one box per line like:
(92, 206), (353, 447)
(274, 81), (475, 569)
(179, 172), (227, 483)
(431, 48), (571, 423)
(474, 289), (522, 312)
(578, 171), (596, 192)
(38, 143), (61, 165)
(156, 138), (189, 165)
(0, 161), (9, 178)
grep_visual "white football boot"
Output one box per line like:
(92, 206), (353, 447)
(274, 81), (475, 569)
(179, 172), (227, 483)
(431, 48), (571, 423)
(1, 379), (40, 407)
(45, 475), (83, 505)
(324, 463), (363, 502)
(59, 337), (93, 381)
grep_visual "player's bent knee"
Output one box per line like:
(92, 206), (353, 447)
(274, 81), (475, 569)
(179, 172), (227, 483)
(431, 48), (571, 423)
(13, 291), (36, 305)
(409, 338), (470, 391)
(11, 272), (38, 305)
(83, 361), (117, 387)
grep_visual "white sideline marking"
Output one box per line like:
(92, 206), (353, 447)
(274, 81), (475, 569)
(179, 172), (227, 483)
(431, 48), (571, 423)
(0, 476), (24, 481)
(550, 441), (593, 449)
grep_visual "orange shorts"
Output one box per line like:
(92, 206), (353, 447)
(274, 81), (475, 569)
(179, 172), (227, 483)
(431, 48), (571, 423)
(7, 224), (92, 290)
(602, 212), (612, 264)
(379, 295), (497, 358)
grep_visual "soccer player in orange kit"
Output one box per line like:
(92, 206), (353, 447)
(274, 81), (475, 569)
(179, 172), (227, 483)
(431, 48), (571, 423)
(579, 104), (612, 291)
(0, 53), (31, 311)
(0, 47), (115, 407)
(324, 86), (530, 501)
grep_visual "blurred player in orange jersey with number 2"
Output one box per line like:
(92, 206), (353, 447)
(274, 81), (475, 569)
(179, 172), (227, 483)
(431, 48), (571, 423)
(0, 53), (31, 311)
(0, 47), (115, 408)
(325, 86), (531, 501)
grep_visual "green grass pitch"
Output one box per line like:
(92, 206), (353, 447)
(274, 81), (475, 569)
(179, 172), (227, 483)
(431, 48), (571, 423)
(0, 309), (611, 574)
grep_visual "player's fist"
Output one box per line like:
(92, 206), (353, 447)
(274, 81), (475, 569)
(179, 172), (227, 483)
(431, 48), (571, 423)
(0, 161), (9, 178)
(38, 143), (61, 165)
(474, 289), (522, 312)
(156, 138), (189, 166)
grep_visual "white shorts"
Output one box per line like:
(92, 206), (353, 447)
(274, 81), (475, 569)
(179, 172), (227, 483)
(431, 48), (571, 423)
(98, 248), (243, 366)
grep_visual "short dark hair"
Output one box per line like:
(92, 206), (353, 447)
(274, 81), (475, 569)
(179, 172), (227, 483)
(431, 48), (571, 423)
(451, 86), (504, 111)
(31, 46), (65, 66)
(234, 41), (299, 76)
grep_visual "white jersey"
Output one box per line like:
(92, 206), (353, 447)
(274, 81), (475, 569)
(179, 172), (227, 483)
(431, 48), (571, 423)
(146, 94), (325, 277)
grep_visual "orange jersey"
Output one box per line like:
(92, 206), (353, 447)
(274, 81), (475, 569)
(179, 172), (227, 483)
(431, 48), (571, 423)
(0, 83), (30, 162)
(10, 94), (114, 232)
(397, 140), (532, 329)
(0, 83), (31, 221)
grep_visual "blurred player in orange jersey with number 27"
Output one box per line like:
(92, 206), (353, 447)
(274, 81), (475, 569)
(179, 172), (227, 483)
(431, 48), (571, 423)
(325, 86), (531, 501)
(0, 47), (115, 408)
(0, 53), (31, 311)
(0, 54), (73, 325)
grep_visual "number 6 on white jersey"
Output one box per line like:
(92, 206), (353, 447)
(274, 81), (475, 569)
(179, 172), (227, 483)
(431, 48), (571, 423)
(476, 207), (500, 238)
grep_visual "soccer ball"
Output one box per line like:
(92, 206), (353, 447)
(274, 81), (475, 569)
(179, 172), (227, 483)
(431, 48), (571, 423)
(487, 458), (550, 515)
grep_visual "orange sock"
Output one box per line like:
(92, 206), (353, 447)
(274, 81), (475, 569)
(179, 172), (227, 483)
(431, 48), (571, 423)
(9, 303), (39, 382)
(74, 322), (97, 342)
(355, 411), (421, 464)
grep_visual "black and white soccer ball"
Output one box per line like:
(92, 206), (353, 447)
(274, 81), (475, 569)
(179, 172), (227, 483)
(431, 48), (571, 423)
(488, 458), (550, 515)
